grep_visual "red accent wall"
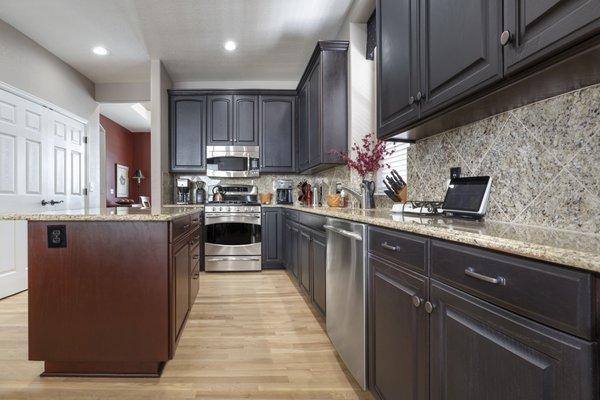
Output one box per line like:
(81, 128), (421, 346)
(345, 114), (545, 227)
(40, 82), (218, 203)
(101, 115), (150, 205)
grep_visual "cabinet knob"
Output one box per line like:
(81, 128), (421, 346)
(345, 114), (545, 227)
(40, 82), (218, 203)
(408, 96), (415, 105)
(424, 301), (435, 314)
(411, 295), (423, 308)
(500, 30), (512, 46)
(416, 91), (422, 101)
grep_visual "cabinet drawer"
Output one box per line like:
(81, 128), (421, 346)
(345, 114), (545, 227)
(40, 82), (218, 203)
(368, 227), (428, 274)
(190, 212), (202, 229)
(284, 209), (299, 222)
(171, 215), (193, 243)
(431, 240), (594, 340)
(299, 212), (326, 233)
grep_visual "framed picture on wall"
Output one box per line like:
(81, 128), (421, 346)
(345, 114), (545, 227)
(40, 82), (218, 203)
(116, 164), (129, 198)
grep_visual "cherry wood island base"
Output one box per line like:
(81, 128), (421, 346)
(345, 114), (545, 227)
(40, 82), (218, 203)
(27, 214), (202, 377)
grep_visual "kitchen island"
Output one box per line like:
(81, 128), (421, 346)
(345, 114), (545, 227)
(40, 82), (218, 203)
(12, 206), (203, 377)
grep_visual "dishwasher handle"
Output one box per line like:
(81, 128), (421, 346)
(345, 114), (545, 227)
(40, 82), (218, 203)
(323, 225), (363, 241)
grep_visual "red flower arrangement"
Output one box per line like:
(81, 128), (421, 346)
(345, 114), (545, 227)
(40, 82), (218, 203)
(333, 133), (394, 179)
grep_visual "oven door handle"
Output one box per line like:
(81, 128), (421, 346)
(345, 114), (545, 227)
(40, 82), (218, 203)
(206, 257), (261, 262)
(205, 214), (260, 218)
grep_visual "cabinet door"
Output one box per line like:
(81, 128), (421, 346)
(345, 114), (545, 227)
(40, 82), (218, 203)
(369, 255), (429, 400)
(504, 0), (600, 75)
(311, 232), (327, 316)
(419, 0), (503, 115)
(291, 225), (300, 279)
(170, 96), (206, 172)
(233, 95), (258, 145)
(261, 208), (283, 266)
(308, 61), (322, 168)
(300, 230), (312, 294)
(430, 281), (596, 400)
(173, 241), (190, 339)
(298, 83), (310, 171)
(377, 0), (420, 138)
(260, 96), (296, 172)
(207, 95), (233, 145)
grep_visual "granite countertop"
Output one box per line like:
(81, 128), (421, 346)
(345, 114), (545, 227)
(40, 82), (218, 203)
(264, 204), (600, 273)
(0, 205), (203, 222)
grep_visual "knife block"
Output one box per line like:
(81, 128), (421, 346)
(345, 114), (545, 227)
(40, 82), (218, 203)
(397, 186), (408, 203)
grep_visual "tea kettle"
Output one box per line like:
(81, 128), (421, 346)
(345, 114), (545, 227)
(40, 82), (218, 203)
(212, 185), (225, 202)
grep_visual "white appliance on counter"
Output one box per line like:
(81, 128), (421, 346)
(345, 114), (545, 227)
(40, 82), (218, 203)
(324, 218), (368, 389)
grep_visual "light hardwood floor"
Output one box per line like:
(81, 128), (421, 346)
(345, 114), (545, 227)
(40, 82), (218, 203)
(0, 270), (372, 399)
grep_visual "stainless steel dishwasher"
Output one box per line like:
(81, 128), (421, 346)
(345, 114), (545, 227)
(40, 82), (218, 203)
(324, 217), (368, 390)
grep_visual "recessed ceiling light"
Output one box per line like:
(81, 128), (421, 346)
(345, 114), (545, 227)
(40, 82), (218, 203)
(223, 40), (237, 52)
(92, 46), (109, 56)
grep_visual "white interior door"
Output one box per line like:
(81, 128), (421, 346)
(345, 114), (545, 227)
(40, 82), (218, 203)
(0, 88), (86, 213)
(0, 86), (87, 298)
(0, 220), (27, 299)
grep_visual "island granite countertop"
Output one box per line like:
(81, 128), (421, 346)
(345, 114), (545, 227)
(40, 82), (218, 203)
(264, 204), (600, 274)
(0, 205), (203, 222)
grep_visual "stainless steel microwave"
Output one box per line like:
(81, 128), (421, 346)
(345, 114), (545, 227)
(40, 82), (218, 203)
(206, 146), (260, 178)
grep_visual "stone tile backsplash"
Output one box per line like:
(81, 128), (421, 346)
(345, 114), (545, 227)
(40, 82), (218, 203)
(408, 83), (600, 234)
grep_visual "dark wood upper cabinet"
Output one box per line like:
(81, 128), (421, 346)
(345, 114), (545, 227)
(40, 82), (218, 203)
(430, 281), (596, 400)
(308, 61), (322, 168)
(376, 0), (420, 138)
(170, 95), (206, 172)
(368, 255), (429, 400)
(207, 95), (233, 145)
(259, 95), (296, 172)
(298, 82), (310, 172)
(503, 0), (600, 75)
(419, 0), (503, 115)
(378, 0), (600, 141)
(233, 95), (259, 145)
(296, 41), (348, 174)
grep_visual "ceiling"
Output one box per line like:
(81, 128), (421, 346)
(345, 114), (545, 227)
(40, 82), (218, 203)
(0, 0), (354, 84)
(99, 102), (151, 132)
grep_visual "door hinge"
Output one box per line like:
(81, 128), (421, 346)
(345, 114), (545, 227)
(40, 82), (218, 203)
(83, 136), (88, 144)
(83, 188), (88, 196)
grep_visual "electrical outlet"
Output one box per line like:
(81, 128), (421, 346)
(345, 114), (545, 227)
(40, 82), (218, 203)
(450, 167), (461, 179)
(47, 225), (67, 248)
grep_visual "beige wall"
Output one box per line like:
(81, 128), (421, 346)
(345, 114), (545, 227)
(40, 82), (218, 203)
(150, 60), (173, 210)
(0, 18), (102, 208)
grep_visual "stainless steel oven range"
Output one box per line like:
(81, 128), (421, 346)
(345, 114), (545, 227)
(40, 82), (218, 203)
(204, 184), (261, 272)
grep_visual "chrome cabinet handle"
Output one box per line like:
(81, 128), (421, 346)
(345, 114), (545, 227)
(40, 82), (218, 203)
(412, 295), (423, 308)
(425, 301), (435, 314)
(381, 242), (401, 252)
(408, 96), (415, 105)
(323, 225), (363, 241)
(465, 267), (506, 285)
(500, 30), (511, 46)
(416, 91), (422, 101)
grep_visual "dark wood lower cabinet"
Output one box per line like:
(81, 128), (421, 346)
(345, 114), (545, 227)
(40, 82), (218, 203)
(300, 230), (312, 295)
(282, 211), (327, 317)
(368, 255), (429, 400)
(173, 239), (190, 339)
(429, 281), (597, 400)
(311, 232), (327, 315)
(28, 213), (203, 377)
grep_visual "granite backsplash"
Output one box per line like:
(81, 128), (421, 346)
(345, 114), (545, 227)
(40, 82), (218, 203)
(167, 83), (600, 234)
(408, 83), (600, 234)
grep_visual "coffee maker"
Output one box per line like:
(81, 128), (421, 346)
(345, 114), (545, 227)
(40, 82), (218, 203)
(274, 179), (293, 204)
(176, 178), (191, 204)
